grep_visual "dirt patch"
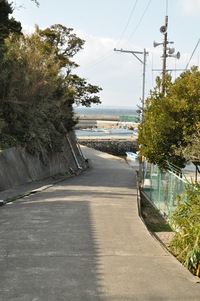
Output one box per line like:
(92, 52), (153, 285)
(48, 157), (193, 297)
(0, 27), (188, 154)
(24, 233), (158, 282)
(140, 194), (174, 248)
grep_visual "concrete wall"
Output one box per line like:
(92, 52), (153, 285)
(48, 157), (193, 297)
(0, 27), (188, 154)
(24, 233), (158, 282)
(0, 132), (87, 192)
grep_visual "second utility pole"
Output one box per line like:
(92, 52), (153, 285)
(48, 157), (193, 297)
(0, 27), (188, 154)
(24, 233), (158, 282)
(114, 48), (148, 180)
(114, 48), (148, 122)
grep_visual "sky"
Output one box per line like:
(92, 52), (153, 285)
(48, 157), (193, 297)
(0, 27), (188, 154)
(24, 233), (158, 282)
(12, 0), (200, 109)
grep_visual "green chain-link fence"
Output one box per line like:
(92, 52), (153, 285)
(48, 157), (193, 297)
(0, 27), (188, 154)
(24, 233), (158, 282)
(141, 161), (188, 217)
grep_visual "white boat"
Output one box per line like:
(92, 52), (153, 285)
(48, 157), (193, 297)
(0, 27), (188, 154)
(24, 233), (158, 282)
(125, 151), (138, 160)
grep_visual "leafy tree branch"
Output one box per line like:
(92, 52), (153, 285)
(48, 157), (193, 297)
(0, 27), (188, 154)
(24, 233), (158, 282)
(139, 67), (200, 170)
(0, 15), (102, 160)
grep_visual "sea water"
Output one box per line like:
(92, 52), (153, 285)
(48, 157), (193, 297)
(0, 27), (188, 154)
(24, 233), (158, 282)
(74, 105), (138, 116)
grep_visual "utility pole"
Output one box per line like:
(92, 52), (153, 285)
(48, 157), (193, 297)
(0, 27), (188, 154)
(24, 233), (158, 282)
(113, 48), (148, 122)
(162, 15), (168, 94)
(153, 16), (180, 95)
(114, 48), (148, 180)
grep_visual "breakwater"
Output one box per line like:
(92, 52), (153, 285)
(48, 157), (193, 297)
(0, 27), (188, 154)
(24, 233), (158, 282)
(78, 137), (138, 156)
(75, 114), (138, 129)
(75, 114), (119, 129)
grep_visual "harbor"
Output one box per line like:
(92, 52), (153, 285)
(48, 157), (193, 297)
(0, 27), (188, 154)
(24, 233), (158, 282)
(75, 110), (139, 157)
(75, 109), (139, 138)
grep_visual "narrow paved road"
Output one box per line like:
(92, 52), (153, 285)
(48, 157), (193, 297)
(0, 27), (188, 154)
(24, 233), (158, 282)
(0, 146), (199, 300)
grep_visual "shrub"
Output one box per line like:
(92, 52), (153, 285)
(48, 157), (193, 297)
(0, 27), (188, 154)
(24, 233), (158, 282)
(169, 182), (200, 276)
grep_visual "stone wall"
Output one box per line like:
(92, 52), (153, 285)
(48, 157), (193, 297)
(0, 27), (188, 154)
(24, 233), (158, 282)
(0, 132), (87, 192)
(79, 139), (138, 156)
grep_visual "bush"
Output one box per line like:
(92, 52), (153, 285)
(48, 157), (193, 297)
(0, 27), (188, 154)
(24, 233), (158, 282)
(169, 182), (200, 276)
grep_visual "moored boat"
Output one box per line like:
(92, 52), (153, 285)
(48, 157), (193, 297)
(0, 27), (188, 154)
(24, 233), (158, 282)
(125, 151), (138, 160)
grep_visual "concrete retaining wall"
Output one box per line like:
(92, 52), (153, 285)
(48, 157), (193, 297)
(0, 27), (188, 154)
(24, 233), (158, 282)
(0, 132), (87, 192)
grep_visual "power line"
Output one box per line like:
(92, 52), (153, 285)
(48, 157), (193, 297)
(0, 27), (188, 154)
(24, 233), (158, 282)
(185, 38), (200, 70)
(77, 51), (114, 71)
(115, 0), (138, 48)
(125, 0), (152, 45)
(78, 2), (139, 73)
(76, 1), (152, 73)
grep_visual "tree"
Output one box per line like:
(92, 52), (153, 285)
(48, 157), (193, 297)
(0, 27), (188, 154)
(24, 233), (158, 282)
(0, 25), (102, 160)
(170, 66), (200, 168)
(0, 0), (39, 51)
(0, 0), (22, 51)
(181, 129), (200, 163)
(138, 67), (200, 169)
(33, 24), (102, 107)
(31, 0), (39, 6)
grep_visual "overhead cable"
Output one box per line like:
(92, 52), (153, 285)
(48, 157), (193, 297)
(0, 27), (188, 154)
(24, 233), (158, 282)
(115, 0), (138, 48)
(77, 2), (138, 72)
(125, 0), (152, 45)
(77, 51), (114, 71)
(185, 38), (200, 70)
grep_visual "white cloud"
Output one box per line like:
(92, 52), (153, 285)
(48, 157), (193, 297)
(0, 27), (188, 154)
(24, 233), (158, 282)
(178, 0), (200, 15)
(73, 30), (146, 107)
